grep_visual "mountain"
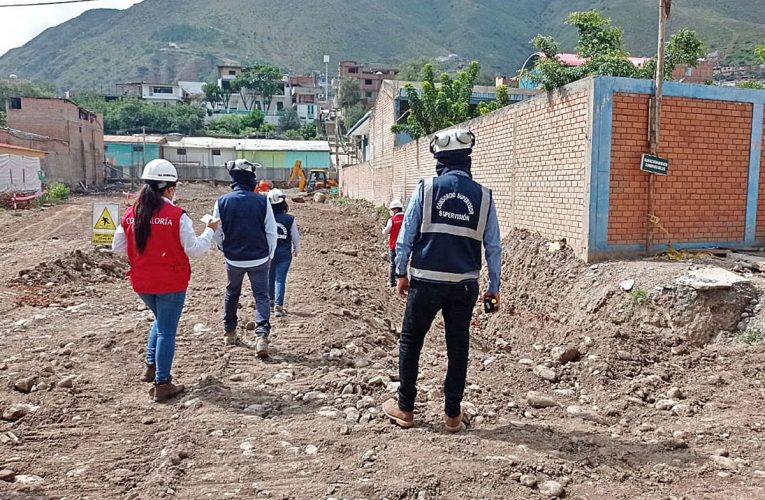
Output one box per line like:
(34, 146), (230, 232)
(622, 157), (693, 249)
(0, 0), (763, 91)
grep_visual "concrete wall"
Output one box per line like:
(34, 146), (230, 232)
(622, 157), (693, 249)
(341, 76), (765, 262)
(5, 98), (104, 187)
(341, 78), (594, 260)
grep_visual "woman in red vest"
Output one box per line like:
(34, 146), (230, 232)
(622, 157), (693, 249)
(112, 160), (218, 402)
(382, 199), (405, 288)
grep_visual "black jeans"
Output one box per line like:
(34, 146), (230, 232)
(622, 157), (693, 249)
(397, 279), (479, 417)
(388, 248), (397, 287)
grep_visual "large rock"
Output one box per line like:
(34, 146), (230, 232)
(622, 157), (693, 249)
(533, 365), (559, 383)
(313, 193), (328, 204)
(550, 346), (580, 365)
(566, 405), (605, 424)
(526, 391), (559, 409)
(675, 267), (748, 291)
(13, 377), (35, 393)
(2, 403), (39, 422)
(539, 480), (565, 498)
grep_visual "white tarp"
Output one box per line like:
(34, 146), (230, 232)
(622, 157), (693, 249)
(0, 153), (42, 193)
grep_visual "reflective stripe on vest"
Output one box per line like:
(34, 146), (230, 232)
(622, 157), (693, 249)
(410, 267), (481, 283)
(421, 178), (491, 241)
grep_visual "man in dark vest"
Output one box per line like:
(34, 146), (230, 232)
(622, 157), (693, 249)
(212, 159), (277, 357)
(382, 129), (502, 432)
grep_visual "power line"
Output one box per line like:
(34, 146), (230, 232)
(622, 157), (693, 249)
(0, 0), (100, 7)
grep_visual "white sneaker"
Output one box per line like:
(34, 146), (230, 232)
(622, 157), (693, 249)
(224, 331), (238, 346)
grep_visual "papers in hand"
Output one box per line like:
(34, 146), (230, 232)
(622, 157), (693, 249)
(200, 214), (219, 224)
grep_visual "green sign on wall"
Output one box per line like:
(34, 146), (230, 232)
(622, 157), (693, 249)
(641, 154), (669, 176)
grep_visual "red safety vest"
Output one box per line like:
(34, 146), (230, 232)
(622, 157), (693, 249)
(122, 202), (191, 294)
(388, 212), (404, 250)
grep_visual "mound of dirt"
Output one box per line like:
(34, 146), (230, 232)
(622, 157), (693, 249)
(10, 249), (128, 286)
(483, 230), (758, 349)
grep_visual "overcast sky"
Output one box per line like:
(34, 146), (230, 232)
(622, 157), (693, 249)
(0, 0), (143, 57)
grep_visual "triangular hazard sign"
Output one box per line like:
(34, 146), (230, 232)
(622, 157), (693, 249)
(94, 207), (116, 230)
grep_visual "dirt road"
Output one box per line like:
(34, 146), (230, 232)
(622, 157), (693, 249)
(1, 185), (764, 499)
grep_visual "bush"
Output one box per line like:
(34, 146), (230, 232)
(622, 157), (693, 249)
(47, 183), (70, 202)
(736, 326), (765, 345)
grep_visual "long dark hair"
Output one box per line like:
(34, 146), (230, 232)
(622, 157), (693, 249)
(134, 181), (174, 254)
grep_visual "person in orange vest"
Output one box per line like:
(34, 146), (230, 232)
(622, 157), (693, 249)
(382, 199), (405, 288)
(112, 159), (218, 402)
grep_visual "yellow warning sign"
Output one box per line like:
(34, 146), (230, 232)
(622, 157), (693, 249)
(92, 203), (119, 246)
(94, 207), (116, 230)
(92, 233), (115, 245)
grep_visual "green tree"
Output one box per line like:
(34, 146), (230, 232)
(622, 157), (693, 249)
(397, 57), (435, 81)
(528, 10), (705, 91)
(756, 44), (765, 63)
(282, 129), (303, 140)
(338, 78), (361, 108)
(391, 61), (480, 139)
(202, 83), (222, 109)
(233, 63), (284, 113)
(478, 84), (510, 116)
(241, 109), (265, 130)
(301, 122), (317, 140)
(278, 107), (300, 131)
(343, 102), (367, 129)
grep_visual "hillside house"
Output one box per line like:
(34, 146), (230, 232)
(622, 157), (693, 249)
(3, 97), (104, 187)
(115, 82), (185, 103)
(339, 61), (399, 106)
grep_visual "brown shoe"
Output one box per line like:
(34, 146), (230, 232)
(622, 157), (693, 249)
(152, 381), (185, 402)
(382, 399), (414, 428)
(444, 412), (467, 433)
(255, 336), (269, 358)
(140, 363), (155, 383)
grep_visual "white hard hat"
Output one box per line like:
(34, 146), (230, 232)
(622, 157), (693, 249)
(430, 128), (475, 154)
(389, 199), (404, 210)
(140, 159), (178, 183)
(226, 159), (260, 174)
(268, 189), (286, 205)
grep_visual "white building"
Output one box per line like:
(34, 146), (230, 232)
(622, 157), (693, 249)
(115, 82), (185, 103)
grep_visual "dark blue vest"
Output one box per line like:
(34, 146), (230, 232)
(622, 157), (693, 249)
(410, 173), (491, 284)
(273, 212), (294, 261)
(217, 188), (270, 262)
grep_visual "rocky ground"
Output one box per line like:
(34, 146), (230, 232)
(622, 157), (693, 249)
(1, 184), (764, 499)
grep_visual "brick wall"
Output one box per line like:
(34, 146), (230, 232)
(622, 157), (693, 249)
(609, 93), (751, 245)
(341, 79), (594, 259)
(757, 111), (765, 240)
(6, 97), (105, 187)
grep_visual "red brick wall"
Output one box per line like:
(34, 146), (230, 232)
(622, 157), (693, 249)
(609, 93), (751, 244)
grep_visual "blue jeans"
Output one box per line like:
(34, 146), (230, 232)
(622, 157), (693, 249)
(224, 262), (271, 337)
(269, 256), (292, 306)
(138, 291), (187, 385)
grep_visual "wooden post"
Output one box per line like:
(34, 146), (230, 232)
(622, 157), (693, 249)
(647, 0), (670, 254)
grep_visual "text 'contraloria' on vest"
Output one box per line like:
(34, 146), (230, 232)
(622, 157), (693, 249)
(410, 174), (491, 284)
(217, 189), (270, 262)
(122, 202), (191, 294)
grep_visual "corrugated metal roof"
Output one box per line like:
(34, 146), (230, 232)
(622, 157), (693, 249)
(164, 137), (330, 152)
(105, 135), (167, 144)
(238, 139), (330, 152)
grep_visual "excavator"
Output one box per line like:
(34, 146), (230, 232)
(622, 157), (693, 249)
(287, 160), (337, 193)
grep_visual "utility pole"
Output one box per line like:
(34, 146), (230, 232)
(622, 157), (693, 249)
(324, 55), (330, 106)
(647, 0), (670, 254)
